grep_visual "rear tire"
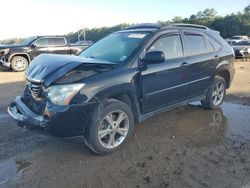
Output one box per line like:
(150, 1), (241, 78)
(84, 99), (134, 155)
(11, 56), (29, 72)
(201, 76), (226, 109)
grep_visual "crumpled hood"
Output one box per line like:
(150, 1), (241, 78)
(26, 54), (117, 86)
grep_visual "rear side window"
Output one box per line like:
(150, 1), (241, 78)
(149, 34), (183, 59)
(185, 33), (206, 56)
(49, 37), (66, 46)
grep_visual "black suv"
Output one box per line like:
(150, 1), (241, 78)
(8, 24), (235, 154)
(0, 36), (89, 72)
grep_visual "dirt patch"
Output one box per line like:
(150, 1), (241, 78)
(226, 60), (250, 105)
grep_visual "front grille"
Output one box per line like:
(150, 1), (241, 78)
(22, 87), (47, 115)
(28, 81), (42, 95)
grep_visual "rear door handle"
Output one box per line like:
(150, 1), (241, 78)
(180, 62), (189, 67)
(214, 55), (220, 61)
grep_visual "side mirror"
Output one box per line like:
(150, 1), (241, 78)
(31, 43), (37, 48)
(143, 51), (165, 64)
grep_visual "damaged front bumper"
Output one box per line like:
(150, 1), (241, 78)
(0, 55), (11, 68)
(8, 96), (100, 137)
(8, 96), (44, 128)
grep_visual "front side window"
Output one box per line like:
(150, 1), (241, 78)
(80, 32), (150, 63)
(148, 34), (183, 59)
(21, 36), (38, 46)
(35, 38), (49, 47)
(185, 33), (206, 56)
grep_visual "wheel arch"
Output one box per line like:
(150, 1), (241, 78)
(90, 85), (141, 123)
(217, 70), (230, 89)
(9, 53), (31, 64)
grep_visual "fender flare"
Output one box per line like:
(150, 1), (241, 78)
(88, 84), (141, 122)
(8, 53), (31, 63)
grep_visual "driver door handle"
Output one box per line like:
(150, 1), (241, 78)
(180, 62), (190, 68)
(214, 55), (220, 61)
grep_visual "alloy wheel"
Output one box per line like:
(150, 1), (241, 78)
(98, 110), (129, 149)
(212, 81), (225, 106)
(13, 58), (26, 71)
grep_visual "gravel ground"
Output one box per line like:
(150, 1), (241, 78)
(0, 60), (250, 188)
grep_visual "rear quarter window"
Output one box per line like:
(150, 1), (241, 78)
(204, 35), (215, 52)
(206, 35), (222, 51)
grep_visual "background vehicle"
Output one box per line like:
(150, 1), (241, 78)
(226, 35), (249, 46)
(232, 40), (250, 60)
(74, 40), (93, 46)
(8, 23), (235, 155)
(0, 36), (90, 71)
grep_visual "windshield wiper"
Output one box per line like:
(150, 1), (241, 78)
(84, 56), (119, 64)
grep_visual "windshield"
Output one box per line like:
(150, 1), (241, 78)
(79, 32), (150, 63)
(21, 36), (38, 46)
(236, 41), (250, 45)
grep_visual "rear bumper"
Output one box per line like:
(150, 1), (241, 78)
(8, 96), (100, 137)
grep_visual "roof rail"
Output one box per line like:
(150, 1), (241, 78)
(166, 23), (209, 30)
(123, 23), (163, 30)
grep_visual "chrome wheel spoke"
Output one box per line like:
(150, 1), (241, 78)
(213, 95), (218, 104)
(218, 84), (224, 92)
(104, 113), (114, 127)
(116, 128), (128, 136)
(116, 112), (126, 125)
(107, 132), (115, 148)
(98, 129), (112, 139)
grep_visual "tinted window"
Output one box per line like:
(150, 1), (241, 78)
(207, 35), (222, 50)
(149, 34), (183, 59)
(35, 38), (49, 47)
(185, 34), (206, 56)
(49, 38), (66, 46)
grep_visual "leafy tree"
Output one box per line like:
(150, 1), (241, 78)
(244, 3), (250, 13)
(172, 16), (183, 23)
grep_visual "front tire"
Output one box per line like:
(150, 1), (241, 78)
(201, 76), (226, 109)
(11, 56), (29, 72)
(84, 99), (134, 155)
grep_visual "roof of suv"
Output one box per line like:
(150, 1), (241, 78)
(120, 23), (211, 33)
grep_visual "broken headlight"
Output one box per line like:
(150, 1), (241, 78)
(46, 83), (85, 105)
